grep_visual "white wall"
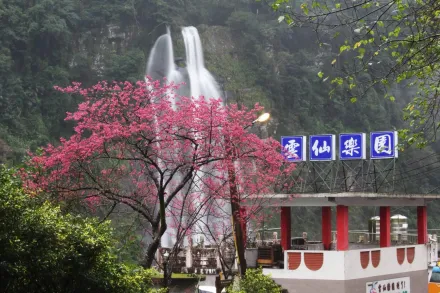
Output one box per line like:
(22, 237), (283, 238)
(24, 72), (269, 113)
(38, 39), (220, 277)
(264, 245), (427, 281)
(264, 250), (345, 280)
(345, 245), (427, 280)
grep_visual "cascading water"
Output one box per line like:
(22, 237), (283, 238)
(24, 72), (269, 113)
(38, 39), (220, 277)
(146, 27), (185, 105)
(146, 26), (225, 248)
(181, 27), (227, 247)
(146, 28), (183, 248)
(181, 27), (222, 102)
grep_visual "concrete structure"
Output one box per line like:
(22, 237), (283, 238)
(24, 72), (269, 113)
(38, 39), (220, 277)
(242, 192), (438, 293)
(267, 246), (427, 292)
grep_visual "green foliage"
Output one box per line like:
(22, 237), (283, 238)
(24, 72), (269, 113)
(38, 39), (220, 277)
(227, 268), (282, 293)
(110, 213), (146, 264)
(0, 0), (160, 163)
(206, 49), (270, 109)
(0, 165), (161, 293)
(0, 0), (406, 162)
(273, 0), (440, 147)
(104, 48), (146, 83)
(1, 0), (440, 245)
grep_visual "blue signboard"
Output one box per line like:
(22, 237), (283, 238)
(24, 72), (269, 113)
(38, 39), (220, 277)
(339, 133), (366, 160)
(370, 131), (398, 159)
(281, 136), (306, 162)
(309, 135), (335, 161)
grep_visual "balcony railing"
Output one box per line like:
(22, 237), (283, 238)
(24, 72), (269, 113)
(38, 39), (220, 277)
(331, 230), (420, 246)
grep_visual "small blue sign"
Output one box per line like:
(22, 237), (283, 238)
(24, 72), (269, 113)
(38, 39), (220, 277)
(370, 131), (398, 159)
(309, 135), (335, 161)
(281, 136), (306, 162)
(339, 133), (366, 160)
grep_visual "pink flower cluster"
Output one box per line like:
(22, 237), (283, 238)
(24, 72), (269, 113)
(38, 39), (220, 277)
(23, 79), (295, 238)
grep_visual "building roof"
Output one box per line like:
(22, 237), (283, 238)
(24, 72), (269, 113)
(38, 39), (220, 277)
(241, 192), (435, 207)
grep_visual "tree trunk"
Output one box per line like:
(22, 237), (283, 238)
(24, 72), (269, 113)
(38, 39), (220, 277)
(232, 203), (247, 276)
(225, 136), (247, 276)
(143, 233), (161, 268)
(142, 221), (163, 268)
(143, 194), (170, 285)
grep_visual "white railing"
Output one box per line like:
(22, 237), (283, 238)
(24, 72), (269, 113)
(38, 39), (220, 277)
(331, 230), (420, 246)
(250, 231), (437, 250)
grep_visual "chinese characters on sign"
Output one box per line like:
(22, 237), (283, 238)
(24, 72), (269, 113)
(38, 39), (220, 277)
(281, 136), (306, 162)
(370, 131), (398, 159)
(309, 135), (336, 161)
(366, 277), (409, 293)
(339, 133), (366, 160)
(281, 131), (398, 161)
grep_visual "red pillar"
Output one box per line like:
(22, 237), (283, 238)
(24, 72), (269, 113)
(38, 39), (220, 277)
(336, 205), (349, 251)
(379, 206), (391, 247)
(280, 207), (291, 250)
(239, 207), (247, 247)
(417, 206), (428, 244)
(322, 207), (332, 250)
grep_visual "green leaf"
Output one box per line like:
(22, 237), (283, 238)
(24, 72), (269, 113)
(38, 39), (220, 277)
(362, 2), (372, 8)
(331, 77), (344, 85)
(312, 1), (321, 8)
(300, 3), (309, 15)
(340, 45), (351, 53)
(318, 71), (324, 78)
(350, 97), (357, 103)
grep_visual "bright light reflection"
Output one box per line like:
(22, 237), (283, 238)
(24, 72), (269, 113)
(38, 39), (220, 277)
(255, 113), (270, 123)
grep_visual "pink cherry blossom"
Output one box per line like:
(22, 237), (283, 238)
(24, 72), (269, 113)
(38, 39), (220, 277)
(22, 78), (295, 268)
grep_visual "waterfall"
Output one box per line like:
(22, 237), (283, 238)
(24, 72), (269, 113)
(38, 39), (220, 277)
(146, 27), (185, 107)
(146, 26), (226, 248)
(146, 28), (183, 248)
(181, 26), (222, 102)
(182, 27), (228, 246)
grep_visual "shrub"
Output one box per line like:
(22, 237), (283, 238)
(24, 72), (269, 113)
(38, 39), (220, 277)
(0, 165), (162, 293)
(227, 268), (282, 293)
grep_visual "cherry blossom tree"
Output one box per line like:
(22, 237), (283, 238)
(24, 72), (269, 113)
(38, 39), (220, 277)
(22, 79), (294, 281)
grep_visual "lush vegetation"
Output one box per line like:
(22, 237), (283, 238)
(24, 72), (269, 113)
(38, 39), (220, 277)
(22, 80), (294, 280)
(227, 268), (282, 293)
(1, 0), (440, 255)
(0, 0), (407, 161)
(272, 0), (440, 147)
(0, 166), (161, 293)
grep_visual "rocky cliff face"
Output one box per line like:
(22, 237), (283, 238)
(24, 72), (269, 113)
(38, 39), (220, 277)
(73, 24), (239, 82)
(199, 25), (236, 55)
(70, 23), (142, 80)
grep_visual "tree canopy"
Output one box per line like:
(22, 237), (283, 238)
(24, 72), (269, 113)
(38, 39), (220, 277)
(272, 0), (440, 147)
(3, 0), (440, 257)
(0, 165), (161, 293)
(22, 79), (294, 280)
